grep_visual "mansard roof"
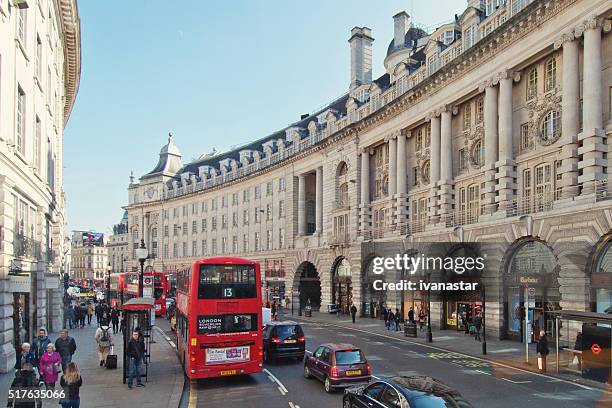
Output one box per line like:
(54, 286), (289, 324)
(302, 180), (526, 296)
(385, 27), (429, 58)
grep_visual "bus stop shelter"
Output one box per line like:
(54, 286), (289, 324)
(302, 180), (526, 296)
(121, 297), (154, 384)
(549, 310), (612, 384)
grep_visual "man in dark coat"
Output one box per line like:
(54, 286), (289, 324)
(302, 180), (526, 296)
(54, 329), (77, 372)
(408, 307), (415, 323)
(473, 312), (483, 341)
(350, 303), (357, 324)
(30, 328), (51, 369)
(126, 330), (146, 389)
(536, 330), (549, 372)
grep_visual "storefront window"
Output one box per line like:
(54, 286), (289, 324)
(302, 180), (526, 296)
(333, 259), (352, 314)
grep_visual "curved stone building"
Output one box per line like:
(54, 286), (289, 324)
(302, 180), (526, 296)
(127, 0), (612, 341)
(0, 0), (81, 371)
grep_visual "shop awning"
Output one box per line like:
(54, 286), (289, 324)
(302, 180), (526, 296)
(549, 310), (612, 324)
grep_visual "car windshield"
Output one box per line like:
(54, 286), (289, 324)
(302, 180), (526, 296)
(335, 350), (365, 365)
(275, 325), (303, 340)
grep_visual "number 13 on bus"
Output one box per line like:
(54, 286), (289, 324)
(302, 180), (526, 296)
(175, 257), (263, 379)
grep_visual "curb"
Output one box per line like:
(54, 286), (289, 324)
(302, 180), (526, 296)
(154, 326), (185, 408)
(293, 315), (612, 394)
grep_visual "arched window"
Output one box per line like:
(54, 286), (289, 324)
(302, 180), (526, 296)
(544, 58), (556, 92)
(338, 162), (348, 177)
(336, 162), (349, 207)
(338, 183), (349, 207)
(540, 111), (561, 143)
(526, 68), (538, 101)
(472, 140), (484, 167)
(592, 239), (612, 313)
(421, 161), (431, 184)
(509, 240), (556, 276)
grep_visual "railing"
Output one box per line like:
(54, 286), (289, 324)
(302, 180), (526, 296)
(329, 232), (350, 246)
(506, 192), (554, 218)
(13, 234), (42, 260)
(445, 208), (480, 228)
(595, 179), (610, 202)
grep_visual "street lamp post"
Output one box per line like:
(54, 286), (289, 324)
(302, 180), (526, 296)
(291, 290), (294, 316)
(482, 282), (487, 355)
(135, 239), (148, 297)
(427, 271), (433, 343)
(106, 262), (111, 303)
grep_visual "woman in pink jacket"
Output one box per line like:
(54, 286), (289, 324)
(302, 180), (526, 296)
(39, 343), (62, 389)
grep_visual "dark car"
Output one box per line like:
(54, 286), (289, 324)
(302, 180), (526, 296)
(304, 343), (371, 393)
(343, 376), (474, 408)
(263, 321), (305, 362)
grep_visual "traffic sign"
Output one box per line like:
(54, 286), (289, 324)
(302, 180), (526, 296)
(591, 343), (602, 355)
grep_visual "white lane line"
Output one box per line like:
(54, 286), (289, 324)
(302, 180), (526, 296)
(264, 368), (289, 394)
(289, 402), (295, 408)
(372, 375), (380, 380)
(168, 340), (176, 348)
(318, 322), (603, 393)
(502, 378), (532, 384)
(474, 370), (492, 376)
(487, 348), (520, 354)
(278, 386), (286, 396)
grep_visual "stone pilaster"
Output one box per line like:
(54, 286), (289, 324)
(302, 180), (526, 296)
(576, 17), (610, 194)
(554, 31), (580, 199)
(387, 134), (398, 229)
(438, 106), (454, 221)
(479, 79), (499, 215)
(395, 131), (409, 228)
(495, 70), (519, 212)
(428, 112), (441, 223)
(359, 149), (371, 235)
(315, 166), (323, 234)
(297, 174), (306, 235)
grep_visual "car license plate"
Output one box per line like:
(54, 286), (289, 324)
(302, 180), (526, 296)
(346, 370), (361, 376)
(219, 370), (237, 376)
(284, 339), (297, 343)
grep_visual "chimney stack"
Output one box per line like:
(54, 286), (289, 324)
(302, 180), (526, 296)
(348, 27), (374, 90)
(393, 11), (410, 49)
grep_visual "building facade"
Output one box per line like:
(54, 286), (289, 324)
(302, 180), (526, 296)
(107, 211), (129, 274)
(0, 0), (80, 371)
(127, 0), (612, 341)
(71, 231), (107, 285)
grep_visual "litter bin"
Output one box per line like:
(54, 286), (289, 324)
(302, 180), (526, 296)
(404, 322), (417, 337)
(305, 306), (312, 317)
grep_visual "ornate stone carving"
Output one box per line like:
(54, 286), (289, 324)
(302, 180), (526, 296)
(469, 138), (484, 169)
(526, 93), (562, 146)
(464, 124), (484, 141)
(553, 30), (576, 49)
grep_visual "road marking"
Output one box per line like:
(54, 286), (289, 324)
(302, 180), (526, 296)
(264, 368), (288, 394)
(501, 378), (532, 384)
(487, 348), (520, 354)
(372, 375), (380, 379)
(188, 380), (197, 408)
(390, 345), (401, 349)
(278, 386), (286, 396)
(154, 326), (172, 342)
(366, 355), (382, 361)
(168, 340), (176, 348)
(307, 320), (606, 394)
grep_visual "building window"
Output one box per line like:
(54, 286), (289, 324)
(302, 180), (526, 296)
(232, 236), (238, 253)
(243, 210), (249, 225)
(412, 166), (419, 186)
(163, 226), (169, 237)
(242, 234), (249, 252)
(278, 177), (285, 191)
(232, 212), (238, 227)
(163, 244), (168, 258)
(544, 58), (556, 92)
(211, 217), (217, 231)
(421, 161), (431, 184)
(266, 203), (272, 221)
(472, 140), (485, 168)
(16, 86), (25, 154)
(201, 240), (207, 256)
(522, 168), (532, 213)
(266, 230), (272, 250)
(541, 110), (561, 143)
(278, 200), (285, 218)
(17, 8), (26, 44)
(255, 208), (261, 223)
(520, 123), (533, 152)
(555, 160), (563, 200)
(172, 243), (178, 258)
(232, 192), (238, 205)
(266, 181), (273, 196)
(182, 222), (187, 235)
(211, 239), (217, 255)
(201, 201), (207, 212)
(463, 104), (471, 130)
(222, 215), (227, 229)
(35, 35), (42, 78)
(279, 228), (285, 248)
(34, 116), (41, 172)
(475, 97), (484, 124)
(458, 148), (468, 173)
(201, 219), (207, 232)
(222, 196), (227, 208)
(254, 185), (261, 199)
(526, 68), (538, 101)
(192, 241), (197, 257)
(243, 189), (250, 203)
(534, 163), (553, 211)
(211, 198), (217, 210)
(254, 232), (260, 251)
(182, 206), (187, 216)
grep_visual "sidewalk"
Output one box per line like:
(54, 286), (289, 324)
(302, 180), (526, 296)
(287, 310), (612, 392)
(0, 318), (184, 408)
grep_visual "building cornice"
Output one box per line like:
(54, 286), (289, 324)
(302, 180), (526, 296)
(57, 0), (81, 124)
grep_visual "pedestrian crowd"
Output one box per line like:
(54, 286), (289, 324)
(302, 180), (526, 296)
(7, 299), (133, 408)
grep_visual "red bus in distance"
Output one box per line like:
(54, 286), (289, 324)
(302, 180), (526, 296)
(176, 257), (263, 379)
(123, 271), (168, 316)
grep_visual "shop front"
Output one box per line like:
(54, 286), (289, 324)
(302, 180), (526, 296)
(332, 258), (352, 315)
(264, 259), (286, 305)
(589, 235), (612, 315)
(362, 257), (387, 318)
(503, 239), (560, 342)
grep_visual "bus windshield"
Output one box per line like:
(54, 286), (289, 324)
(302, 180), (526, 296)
(198, 264), (256, 299)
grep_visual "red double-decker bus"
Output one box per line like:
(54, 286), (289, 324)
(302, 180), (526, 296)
(123, 272), (168, 316)
(108, 273), (127, 308)
(176, 257), (263, 379)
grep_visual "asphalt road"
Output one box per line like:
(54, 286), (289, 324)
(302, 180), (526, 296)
(187, 319), (612, 408)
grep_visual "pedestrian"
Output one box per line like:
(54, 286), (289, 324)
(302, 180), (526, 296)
(94, 302), (102, 323)
(126, 330), (146, 389)
(64, 305), (72, 330)
(31, 328), (51, 369)
(536, 330), (549, 372)
(59, 362), (83, 408)
(55, 330), (77, 372)
(394, 308), (401, 332)
(419, 309), (426, 330)
(336, 301), (341, 318)
(271, 302), (277, 321)
(70, 305), (77, 329)
(408, 307), (415, 323)
(473, 313), (483, 342)
(14, 343), (35, 372)
(86, 302), (94, 326)
(99, 311), (110, 327)
(39, 343), (61, 389)
(387, 309), (395, 330)
(7, 363), (42, 408)
(120, 314), (126, 334)
(285, 296), (290, 310)
(79, 304), (86, 328)
(382, 306), (389, 328)
(95, 325), (113, 367)
(350, 303), (357, 324)
(111, 308), (120, 334)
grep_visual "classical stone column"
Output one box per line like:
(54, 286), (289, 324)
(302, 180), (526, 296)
(359, 149), (372, 235)
(496, 71), (518, 211)
(480, 80), (498, 214)
(396, 132), (409, 228)
(315, 166), (323, 234)
(297, 174), (306, 235)
(429, 112), (441, 223)
(388, 136), (397, 197)
(439, 107), (454, 219)
(577, 17), (609, 195)
(555, 32), (580, 199)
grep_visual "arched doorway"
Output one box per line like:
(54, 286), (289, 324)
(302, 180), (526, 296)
(362, 256), (387, 318)
(332, 258), (352, 314)
(588, 235), (612, 314)
(296, 262), (321, 310)
(503, 239), (560, 341)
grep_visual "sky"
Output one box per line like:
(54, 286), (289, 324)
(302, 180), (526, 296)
(64, 0), (464, 235)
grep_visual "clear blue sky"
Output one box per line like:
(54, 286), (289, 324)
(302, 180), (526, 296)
(64, 0), (464, 235)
